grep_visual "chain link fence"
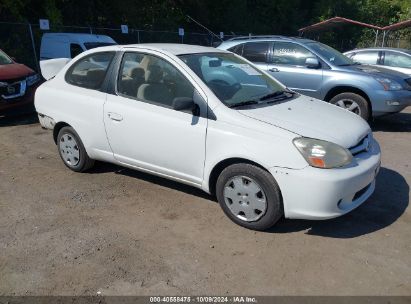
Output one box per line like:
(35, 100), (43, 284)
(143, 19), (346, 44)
(355, 28), (411, 49)
(0, 22), (242, 72)
(3, 21), (407, 73)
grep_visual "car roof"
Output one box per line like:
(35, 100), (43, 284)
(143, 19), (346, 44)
(123, 43), (228, 55)
(345, 47), (411, 55)
(84, 43), (229, 56)
(42, 33), (113, 40)
(218, 35), (316, 48)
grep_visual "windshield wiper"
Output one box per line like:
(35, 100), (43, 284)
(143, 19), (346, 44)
(228, 100), (260, 108)
(228, 90), (296, 108)
(259, 90), (295, 101)
(338, 62), (361, 66)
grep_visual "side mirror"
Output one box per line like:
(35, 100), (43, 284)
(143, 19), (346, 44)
(305, 57), (321, 69)
(172, 97), (199, 115)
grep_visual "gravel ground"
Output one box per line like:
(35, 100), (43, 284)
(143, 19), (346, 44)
(0, 108), (410, 296)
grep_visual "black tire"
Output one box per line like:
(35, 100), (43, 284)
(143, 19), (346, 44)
(216, 163), (283, 231)
(329, 92), (370, 120)
(56, 126), (94, 172)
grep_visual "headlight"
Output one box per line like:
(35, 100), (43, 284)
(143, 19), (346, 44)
(375, 77), (402, 91)
(293, 137), (353, 169)
(26, 74), (40, 86)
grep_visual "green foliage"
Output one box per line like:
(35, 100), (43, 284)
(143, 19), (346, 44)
(0, 0), (409, 58)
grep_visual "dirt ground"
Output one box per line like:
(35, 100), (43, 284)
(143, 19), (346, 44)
(0, 108), (410, 296)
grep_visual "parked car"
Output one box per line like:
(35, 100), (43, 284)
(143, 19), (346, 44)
(35, 44), (381, 230)
(218, 36), (411, 120)
(0, 49), (42, 116)
(40, 33), (117, 60)
(344, 47), (411, 76)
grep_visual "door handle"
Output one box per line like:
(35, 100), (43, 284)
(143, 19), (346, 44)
(108, 112), (123, 122)
(269, 67), (279, 72)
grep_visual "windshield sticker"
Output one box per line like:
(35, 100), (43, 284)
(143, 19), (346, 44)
(233, 64), (262, 76)
(274, 48), (297, 55)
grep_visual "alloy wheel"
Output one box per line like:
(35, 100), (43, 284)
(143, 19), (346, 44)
(335, 99), (362, 115)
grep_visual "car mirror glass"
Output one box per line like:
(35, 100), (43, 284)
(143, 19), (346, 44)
(305, 57), (320, 69)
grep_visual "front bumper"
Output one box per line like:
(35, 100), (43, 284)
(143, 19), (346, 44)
(371, 89), (411, 116)
(0, 82), (41, 115)
(270, 139), (381, 220)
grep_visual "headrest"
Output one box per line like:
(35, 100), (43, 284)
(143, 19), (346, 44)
(145, 65), (162, 83)
(130, 67), (145, 80)
(87, 69), (106, 83)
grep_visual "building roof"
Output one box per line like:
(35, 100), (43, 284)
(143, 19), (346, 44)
(382, 19), (411, 31)
(299, 16), (411, 33)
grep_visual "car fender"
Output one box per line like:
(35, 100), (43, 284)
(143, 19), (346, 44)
(201, 108), (308, 193)
(320, 71), (375, 101)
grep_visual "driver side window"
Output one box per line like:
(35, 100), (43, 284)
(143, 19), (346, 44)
(117, 52), (195, 108)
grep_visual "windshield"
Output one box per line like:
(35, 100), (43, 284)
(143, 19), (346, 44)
(84, 42), (117, 50)
(178, 53), (286, 107)
(307, 42), (354, 66)
(0, 50), (13, 65)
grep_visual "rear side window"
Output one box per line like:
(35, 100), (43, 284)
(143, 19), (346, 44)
(272, 42), (315, 66)
(351, 52), (379, 64)
(242, 42), (269, 63)
(65, 52), (115, 90)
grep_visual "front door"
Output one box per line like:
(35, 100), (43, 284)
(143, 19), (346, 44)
(104, 51), (208, 185)
(267, 41), (323, 98)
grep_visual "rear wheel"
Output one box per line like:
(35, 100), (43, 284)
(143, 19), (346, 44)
(216, 163), (283, 230)
(329, 92), (370, 120)
(57, 126), (94, 172)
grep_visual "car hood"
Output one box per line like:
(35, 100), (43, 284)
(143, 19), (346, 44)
(340, 64), (408, 80)
(238, 95), (370, 148)
(0, 63), (34, 81)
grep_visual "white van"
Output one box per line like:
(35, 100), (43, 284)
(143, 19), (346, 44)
(40, 33), (117, 60)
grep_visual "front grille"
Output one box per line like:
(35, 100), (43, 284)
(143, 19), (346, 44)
(349, 133), (372, 156)
(0, 82), (21, 97)
(0, 79), (26, 100)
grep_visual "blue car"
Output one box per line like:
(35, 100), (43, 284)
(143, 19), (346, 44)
(218, 36), (411, 120)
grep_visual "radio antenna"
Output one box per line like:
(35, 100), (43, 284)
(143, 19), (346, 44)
(186, 15), (223, 41)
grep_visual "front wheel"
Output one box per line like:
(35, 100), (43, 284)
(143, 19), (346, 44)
(57, 126), (95, 172)
(329, 92), (370, 120)
(216, 163), (283, 230)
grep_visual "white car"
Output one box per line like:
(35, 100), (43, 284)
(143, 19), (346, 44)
(35, 44), (381, 230)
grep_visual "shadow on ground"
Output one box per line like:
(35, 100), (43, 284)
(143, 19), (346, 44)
(89, 161), (214, 201)
(371, 112), (411, 132)
(0, 113), (38, 127)
(270, 167), (409, 238)
(91, 162), (408, 238)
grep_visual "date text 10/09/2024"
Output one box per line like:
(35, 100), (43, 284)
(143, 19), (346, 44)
(150, 296), (257, 303)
